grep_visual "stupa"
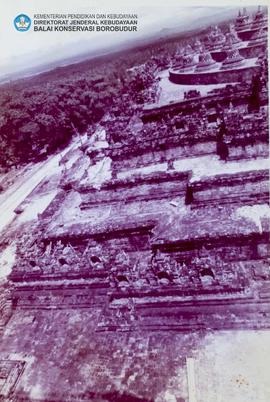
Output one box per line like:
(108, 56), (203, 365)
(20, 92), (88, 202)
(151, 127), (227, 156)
(207, 25), (226, 51)
(221, 48), (245, 70)
(174, 45), (185, 63)
(177, 45), (197, 72)
(248, 27), (267, 46)
(195, 51), (218, 72)
(235, 8), (251, 33)
(223, 24), (243, 49)
(234, 6), (267, 41)
(252, 5), (267, 30)
(193, 39), (204, 54)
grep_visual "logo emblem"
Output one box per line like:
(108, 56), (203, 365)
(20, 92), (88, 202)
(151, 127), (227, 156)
(14, 14), (31, 31)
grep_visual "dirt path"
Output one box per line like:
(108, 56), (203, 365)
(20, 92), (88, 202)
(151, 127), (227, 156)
(0, 138), (81, 233)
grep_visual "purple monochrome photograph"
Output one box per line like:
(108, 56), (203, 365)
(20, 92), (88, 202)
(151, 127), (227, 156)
(0, 1), (269, 401)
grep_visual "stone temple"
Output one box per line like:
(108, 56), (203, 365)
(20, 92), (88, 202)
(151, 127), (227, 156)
(169, 7), (267, 85)
(0, 6), (269, 402)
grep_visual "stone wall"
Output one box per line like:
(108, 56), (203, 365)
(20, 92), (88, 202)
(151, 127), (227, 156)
(169, 65), (260, 85)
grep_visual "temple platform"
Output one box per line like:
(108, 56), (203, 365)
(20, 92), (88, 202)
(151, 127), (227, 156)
(169, 58), (260, 85)
(211, 42), (267, 62)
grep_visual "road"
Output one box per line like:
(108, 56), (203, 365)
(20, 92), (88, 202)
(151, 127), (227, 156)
(0, 138), (81, 233)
